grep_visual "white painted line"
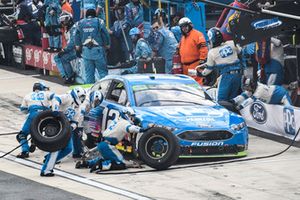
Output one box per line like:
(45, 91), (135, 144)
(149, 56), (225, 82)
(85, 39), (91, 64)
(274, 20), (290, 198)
(0, 152), (152, 200)
(0, 74), (40, 80)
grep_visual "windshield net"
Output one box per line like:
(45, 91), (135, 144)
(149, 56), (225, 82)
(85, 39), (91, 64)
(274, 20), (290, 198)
(132, 83), (215, 107)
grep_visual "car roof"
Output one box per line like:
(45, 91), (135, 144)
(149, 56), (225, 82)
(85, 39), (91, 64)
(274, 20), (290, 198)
(103, 74), (197, 85)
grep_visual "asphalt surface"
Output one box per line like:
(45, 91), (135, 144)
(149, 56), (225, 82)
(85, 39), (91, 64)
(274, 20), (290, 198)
(0, 171), (91, 200)
(0, 65), (300, 200)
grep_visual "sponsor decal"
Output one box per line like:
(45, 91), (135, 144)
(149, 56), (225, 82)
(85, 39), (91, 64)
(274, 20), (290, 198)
(250, 102), (267, 124)
(251, 18), (282, 30)
(42, 51), (50, 65)
(191, 141), (224, 147)
(186, 117), (215, 122)
(12, 45), (23, 64)
(34, 49), (41, 64)
(25, 48), (33, 61)
(283, 107), (296, 135)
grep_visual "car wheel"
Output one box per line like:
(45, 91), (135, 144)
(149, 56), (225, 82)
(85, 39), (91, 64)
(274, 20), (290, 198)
(30, 110), (71, 152)
(0, 26), (18, 43)
(137, 127), (180, 170)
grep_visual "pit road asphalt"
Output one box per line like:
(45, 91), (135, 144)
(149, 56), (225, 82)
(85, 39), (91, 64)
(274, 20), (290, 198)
(0, 65), (300, 200)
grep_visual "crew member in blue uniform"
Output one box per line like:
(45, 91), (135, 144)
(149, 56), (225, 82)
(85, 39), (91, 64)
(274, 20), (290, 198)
(75, 9), (110, 84)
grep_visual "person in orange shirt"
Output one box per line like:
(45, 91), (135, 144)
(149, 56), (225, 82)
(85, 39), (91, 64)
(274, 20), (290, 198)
(61, 0), (74, 17)
(178, 17), (208, 85)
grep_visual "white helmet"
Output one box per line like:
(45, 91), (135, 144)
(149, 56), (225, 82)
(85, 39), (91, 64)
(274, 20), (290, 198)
(71, 87), (86, 105)
(178, 17), (192, 27)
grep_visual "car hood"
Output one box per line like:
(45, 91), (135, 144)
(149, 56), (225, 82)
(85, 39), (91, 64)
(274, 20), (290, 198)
(136, 105), (231, 129)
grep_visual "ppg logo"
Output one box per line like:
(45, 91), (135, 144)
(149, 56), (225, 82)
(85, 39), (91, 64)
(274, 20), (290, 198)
(250, 102), (267, 124)
(219, 46), (233, 58)
(283, 107), (296, 135)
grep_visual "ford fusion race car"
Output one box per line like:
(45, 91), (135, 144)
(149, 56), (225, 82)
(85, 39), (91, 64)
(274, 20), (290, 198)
(84, 74), (248, 169)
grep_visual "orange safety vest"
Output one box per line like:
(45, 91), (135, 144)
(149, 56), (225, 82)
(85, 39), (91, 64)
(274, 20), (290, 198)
(179, 29), (208, 64)
(179, 29), (208, 85)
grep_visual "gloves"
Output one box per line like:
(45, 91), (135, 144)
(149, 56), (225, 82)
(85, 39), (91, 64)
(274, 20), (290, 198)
(70, 123), (77, 131)
(128, 125), (141, 134)
(197, 71), (204, 77)
(57, 50), (65, 58)
(52, 111), (60, 117)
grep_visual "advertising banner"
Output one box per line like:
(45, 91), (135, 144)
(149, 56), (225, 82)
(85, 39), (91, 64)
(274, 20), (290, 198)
(240, 100), (300, 141)
(23, 45), (58, 72)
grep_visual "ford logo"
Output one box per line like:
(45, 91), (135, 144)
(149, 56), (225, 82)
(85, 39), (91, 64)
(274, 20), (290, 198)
(250, 102), (267, 124)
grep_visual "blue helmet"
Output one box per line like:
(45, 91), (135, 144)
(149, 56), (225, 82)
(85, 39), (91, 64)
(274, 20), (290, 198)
(33, 81), (49, 91)
(89, 91), (103, 106)
(71, 87), (86, 105)
(207, 27), (223, 48)
(129, 27), (140, 36)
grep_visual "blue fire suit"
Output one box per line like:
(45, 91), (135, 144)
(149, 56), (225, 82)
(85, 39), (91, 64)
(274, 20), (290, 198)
(75, 17), (110, 84)
(45, 2), (62, 49)
(81, 0), (105, 20)
(41, 93), (83, 175)
(201, 40), (243, 101)
(111, 18), (131, 61)
(124, 2), (144, 28)
(18, 91), (54, 154)
(151, 27), (178, 73)
(259, 38), (284, 86)
(171, 26), (182, 43)
(54, 23), (78, 79)
(124, 38), (152, 74)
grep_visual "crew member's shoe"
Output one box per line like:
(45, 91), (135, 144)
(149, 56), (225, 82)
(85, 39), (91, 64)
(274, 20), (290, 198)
(40, 171), (55, 177)
(16, 151), (29, 159)
(75, 161), (89, 169)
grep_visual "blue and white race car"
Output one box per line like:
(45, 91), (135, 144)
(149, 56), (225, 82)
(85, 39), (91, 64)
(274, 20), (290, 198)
(86, 74), (248, 170)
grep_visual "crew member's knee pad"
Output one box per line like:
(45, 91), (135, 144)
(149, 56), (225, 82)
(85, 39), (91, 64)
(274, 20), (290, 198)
(16, 131), (26, 143)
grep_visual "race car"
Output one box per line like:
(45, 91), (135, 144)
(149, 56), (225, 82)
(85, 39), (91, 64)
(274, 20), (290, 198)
(84, 74), (248, 169)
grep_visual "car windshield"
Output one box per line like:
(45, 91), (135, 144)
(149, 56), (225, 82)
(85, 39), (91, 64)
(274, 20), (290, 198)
(132, 83), (216, 107)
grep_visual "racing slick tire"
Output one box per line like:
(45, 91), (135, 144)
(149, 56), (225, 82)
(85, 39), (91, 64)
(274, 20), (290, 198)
(0, 26), (18, 43)
(30, 110), (71, 152)
(137, 127), (180, 170)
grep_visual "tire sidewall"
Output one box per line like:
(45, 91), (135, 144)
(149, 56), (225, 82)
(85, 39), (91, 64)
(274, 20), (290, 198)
(137, 127), (180, 170)
(30, 110), (71, 152)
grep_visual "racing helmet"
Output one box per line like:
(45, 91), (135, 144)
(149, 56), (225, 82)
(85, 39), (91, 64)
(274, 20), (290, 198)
(59, 11), (73, 24)
(33, 81), (49, 91)
(71, 87), (86, 105)
(207, 27), (223, 48)
(89, 90), (104, 107)
(129, 27), (140, 36)
(178, 17), (192, 27)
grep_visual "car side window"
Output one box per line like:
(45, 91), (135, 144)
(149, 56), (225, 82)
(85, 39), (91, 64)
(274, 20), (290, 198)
(106, 81), (128, 105)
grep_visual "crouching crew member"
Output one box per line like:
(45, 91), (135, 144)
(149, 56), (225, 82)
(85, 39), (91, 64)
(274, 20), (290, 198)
(232, 78), (292, 110)
(75, 107), (141, 172)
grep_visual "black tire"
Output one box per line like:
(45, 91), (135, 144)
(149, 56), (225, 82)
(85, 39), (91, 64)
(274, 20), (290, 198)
(0, 26), (18, 43)
(137, 127), (180, 170)
(30, 110), (72, 152)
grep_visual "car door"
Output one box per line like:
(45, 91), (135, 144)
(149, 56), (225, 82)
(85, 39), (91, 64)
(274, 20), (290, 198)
(101, 79), (129, 131)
